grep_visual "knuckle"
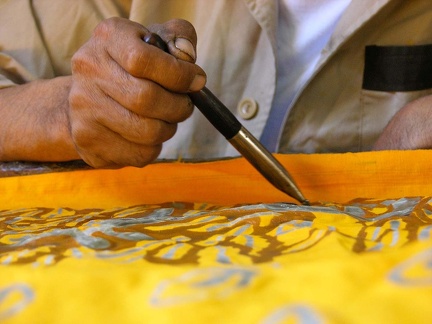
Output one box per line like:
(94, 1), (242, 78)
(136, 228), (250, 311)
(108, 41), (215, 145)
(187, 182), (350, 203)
(117, 145), (162, 168)
(84, 157), (114, 169)
(71, 47), (100, 77)
(166, 95), (194, 123)
(134, 145), (162, 167)
(123, 47), (146, 75)
(130, 81), (157, 111)
(69, 115), (102, 151)
(71, 123), (95, 149)
(68, 84), (96, 114)
(70, 50), (87, 73)
(93, 17), (119, 39)
(141, 120), (176, 145)
(166, 61), (202, 93)
(68, 94), (87, 115)
(124, 145), (163, 168)
(68, 94), (81, 112)
(178, 96), (194, 121)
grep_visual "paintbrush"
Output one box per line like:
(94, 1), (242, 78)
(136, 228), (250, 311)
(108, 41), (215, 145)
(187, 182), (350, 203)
(144, 33), (309, 205)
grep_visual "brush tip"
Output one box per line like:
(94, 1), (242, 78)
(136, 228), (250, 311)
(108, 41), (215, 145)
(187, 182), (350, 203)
(301, 199), (311, 206)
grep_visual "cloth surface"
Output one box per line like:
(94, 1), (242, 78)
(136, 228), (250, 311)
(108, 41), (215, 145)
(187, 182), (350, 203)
(1, 0), (432, 156)
(0, 150), (432, 323)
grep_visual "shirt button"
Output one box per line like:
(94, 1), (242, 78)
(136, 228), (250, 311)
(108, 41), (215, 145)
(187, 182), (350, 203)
(237, 98), (258, 120)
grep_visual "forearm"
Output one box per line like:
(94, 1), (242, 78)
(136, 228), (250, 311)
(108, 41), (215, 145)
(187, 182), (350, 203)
(0, 18), (205, 167)
(0, 76), (80, 161)
(373, 95), (432, 150)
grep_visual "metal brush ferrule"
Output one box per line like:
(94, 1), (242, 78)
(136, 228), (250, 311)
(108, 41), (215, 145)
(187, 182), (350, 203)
(229, 127), (309, 205)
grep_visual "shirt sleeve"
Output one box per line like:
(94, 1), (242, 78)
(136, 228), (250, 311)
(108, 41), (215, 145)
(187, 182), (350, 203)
(0, 1), (56, 88)
(0, 75), (16, 89)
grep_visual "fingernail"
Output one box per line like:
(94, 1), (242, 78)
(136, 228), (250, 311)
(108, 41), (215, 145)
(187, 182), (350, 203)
(189, 74), (206, 92)
(175, 38), (196, 61)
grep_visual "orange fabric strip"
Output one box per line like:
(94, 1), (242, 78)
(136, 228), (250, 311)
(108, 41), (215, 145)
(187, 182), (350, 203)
(1, 150), (431, 209)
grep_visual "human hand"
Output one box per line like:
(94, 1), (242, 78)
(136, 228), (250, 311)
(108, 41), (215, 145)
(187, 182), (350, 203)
(373, 95), (432, 150)
(68, 17), (206, 168)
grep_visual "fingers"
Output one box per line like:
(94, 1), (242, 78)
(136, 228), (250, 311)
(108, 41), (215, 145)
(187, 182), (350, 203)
(69, 85), (170, 168)
(69, 85), (180, 145)
(148, 19), (198, 63)
(71, 118), (163, 169)
(97, 73), (194, 123)
(95, 17), (206, 93)
(69, 73), (183, 167)
(68, 17), (205, 168)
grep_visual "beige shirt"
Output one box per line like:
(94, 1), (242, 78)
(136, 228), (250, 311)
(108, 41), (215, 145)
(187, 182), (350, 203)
(1, 0), (432, 158)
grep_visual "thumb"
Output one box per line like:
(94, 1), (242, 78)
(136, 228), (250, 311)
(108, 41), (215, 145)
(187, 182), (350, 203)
(148, 19), (198, 63)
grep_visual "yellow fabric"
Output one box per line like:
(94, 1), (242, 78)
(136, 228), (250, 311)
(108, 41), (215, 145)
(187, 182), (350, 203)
(1, 151), (432, 323)
(3, 1), (432, 154)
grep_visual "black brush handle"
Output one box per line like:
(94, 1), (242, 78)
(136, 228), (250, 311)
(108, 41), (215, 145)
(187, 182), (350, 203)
(188, 88), (241, 139)
(143, 33), (242, 139)
(143, 33), (308, 204)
